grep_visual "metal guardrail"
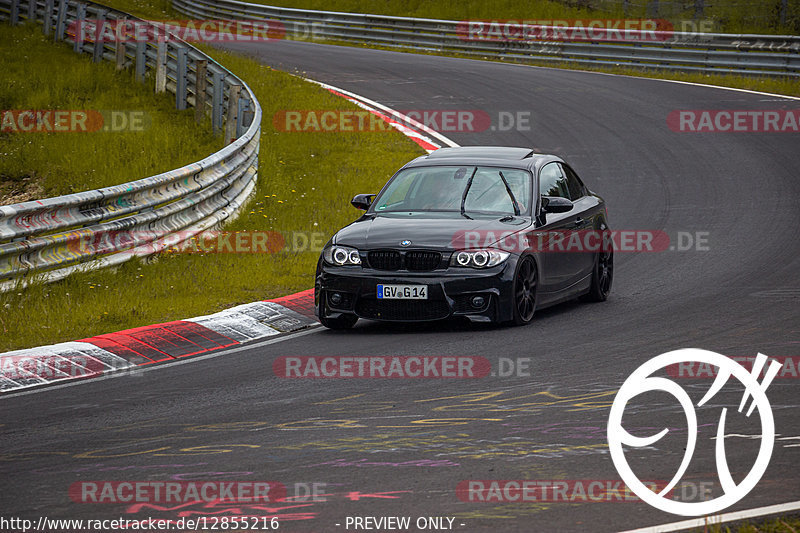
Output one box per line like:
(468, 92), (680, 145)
(172, 0), (800, 78)
(0, 0), (262, 290)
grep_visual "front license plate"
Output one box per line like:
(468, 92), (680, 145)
(377, 284), (428, 300)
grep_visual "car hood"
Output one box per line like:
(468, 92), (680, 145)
(333, 213), (531, 251)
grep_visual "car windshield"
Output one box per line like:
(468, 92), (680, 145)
(372, 166), (531, 216)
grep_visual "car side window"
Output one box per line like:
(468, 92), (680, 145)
(561, 164), (587, 200)
(380, 176), (416, 208)
(539, 162), (569, 199)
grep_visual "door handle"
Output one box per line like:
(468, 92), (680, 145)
(574, 218), (585, 227)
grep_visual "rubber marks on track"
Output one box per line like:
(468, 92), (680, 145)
(0, 291), (317, 394)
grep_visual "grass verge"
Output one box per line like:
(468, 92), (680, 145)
(0, 17), (423, 352)
(0, 22), (223, 203)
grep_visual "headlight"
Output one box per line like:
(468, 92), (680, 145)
(450, 249), (510, 269)
(323, 245), (362, 266)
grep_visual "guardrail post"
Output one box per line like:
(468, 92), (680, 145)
(225, 84), (242, 143)
(211, 70), (224, 134)
(42, 0), (53, 35)
(236, 98), (244, 138)
(780, 0), (787, 27)
(27, 0), (36, 22)
(135, 40), (146, 82)
(115, 18), (126, 69)
(73, 3), (85, 53)
(53, 0), (67, 42)
(155, 37), (167, 93)
(92, 9), (106, 62)
(175, 46), (188, 110)
(194, 59), (208, 123)
(10, 0), (20, 25)
(236, 96), (251, 138)
(694, 0), (704, 18)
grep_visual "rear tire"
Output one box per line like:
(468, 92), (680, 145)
(582, 248), (613, 302)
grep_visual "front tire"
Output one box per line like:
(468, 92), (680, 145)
(511, 256), (538, 325)
(582, 248), (613, 302)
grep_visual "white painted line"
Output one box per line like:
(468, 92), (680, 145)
(0, 326), (321, 400)
(618, 499), (800, 533)
(583, 70), (800, 101)
(303, 78), (461, 148)
(504, 60), (800, 101)
(317, 88), (442, 152)
(636, 78), (800, 101)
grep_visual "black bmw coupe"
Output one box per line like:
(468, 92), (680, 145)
(315, 146), (612, 329)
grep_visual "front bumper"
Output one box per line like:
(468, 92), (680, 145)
(315, 256), (518, 323)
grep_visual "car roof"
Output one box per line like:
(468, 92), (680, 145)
(403, 146), (561, 172)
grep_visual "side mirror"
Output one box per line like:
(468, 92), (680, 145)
(541, 196), (573, 213)
(351, 194), (375, 210)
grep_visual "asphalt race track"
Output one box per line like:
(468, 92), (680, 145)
(2, 41), (799, 532)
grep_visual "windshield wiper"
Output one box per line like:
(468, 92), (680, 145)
(498, 171), (521, 216)
(460, 167), (478, 220)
